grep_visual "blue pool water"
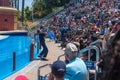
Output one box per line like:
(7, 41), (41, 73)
(0, 34), (32, 79)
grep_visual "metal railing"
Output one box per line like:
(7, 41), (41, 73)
(90, 39), (105, 53)
(78, 45), (100, 80)
(78, 45), (99, 61)
(38, 64), (50, 80)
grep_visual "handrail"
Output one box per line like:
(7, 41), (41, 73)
(89, 39), (105, 51)
(78, 45), (99, 80)
(90, 40), (103, 45)
(38, 64), (50, 69)
(38, 64), (50, 80)
(78, 45), (99, 62)
(90, 39), (104, 49)
(57, 54), (65, 60)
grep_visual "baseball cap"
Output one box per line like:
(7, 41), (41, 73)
(15, 75), (29, 80)
(51, 60), (66, 77)
(64, 43), (78, 54)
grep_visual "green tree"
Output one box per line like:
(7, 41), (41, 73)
(33, 1), (46, 18)
(25, 6), (32, 21)
(33, 0), (70, 19)
(18, 11), (22, 21)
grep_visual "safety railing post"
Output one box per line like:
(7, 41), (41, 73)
(78, 46), (99, 80)
(38, 67), (40, 80)
(13, 52), (16, 71)
(30, 39), (34, 61)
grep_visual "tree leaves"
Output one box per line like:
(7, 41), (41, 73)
(33, 0), (70, 19)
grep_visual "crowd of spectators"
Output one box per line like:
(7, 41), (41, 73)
(45, 0), (120, 80)
(48, 0), (120, 50)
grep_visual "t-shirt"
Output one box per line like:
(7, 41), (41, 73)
(64, 58), (88, 80)
(113, 25), (120, 33)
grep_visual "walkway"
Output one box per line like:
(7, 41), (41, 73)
(4, 39), (64, 80)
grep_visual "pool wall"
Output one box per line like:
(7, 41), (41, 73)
(0, 32), (41, 79)
(34, 34), (42, 58)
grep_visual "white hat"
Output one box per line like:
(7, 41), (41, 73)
(65, 43), (78, 54)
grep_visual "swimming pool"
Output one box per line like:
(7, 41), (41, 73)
(0, 33), (32, 79)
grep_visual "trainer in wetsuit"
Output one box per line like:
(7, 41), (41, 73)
(37, 29), (48, 61)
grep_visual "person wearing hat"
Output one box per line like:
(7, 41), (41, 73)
(64, 43), (88, 80)
(48, 60), (66, 80)
(15, 75), (29, 80)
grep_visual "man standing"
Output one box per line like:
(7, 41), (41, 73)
(37, 29), (48, 61)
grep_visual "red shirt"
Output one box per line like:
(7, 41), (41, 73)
(113, 25), (120, 33)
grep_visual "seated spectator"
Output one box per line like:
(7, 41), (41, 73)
(64, 43), (88, 80)
(48, 60), (66, 80)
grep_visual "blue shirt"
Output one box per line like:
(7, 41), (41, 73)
(65, 58), (88, 80)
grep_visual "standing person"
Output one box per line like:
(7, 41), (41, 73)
(37, 29), (48, 61)
(64, 43), (88, 80)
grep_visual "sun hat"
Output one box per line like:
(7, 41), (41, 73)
(64, 43), (78, 54)
(15, 75), (29, 80)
